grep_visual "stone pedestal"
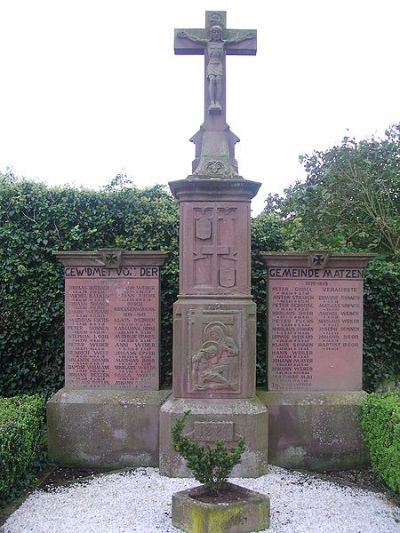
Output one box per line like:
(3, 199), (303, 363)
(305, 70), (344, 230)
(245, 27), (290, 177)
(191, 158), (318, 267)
(260, 252), (375, 470)
(48, 389), (170, 468)
(259, 391), (368, 470)
(48, 250), (169, 468)
(159, 179), (268, 477)
(160, 396), (268, 478)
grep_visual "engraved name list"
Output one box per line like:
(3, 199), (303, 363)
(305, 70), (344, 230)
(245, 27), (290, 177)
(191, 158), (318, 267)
(268, 267), (363, 391)
(65, 266), (160, 390)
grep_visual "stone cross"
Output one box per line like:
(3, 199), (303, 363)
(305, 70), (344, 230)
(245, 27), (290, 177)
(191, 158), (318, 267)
(174, 11), (257, 178)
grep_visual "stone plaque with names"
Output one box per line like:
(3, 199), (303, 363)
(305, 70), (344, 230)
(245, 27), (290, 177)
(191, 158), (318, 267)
(261, 253), (375, 392)
(55, 250), (168, 390)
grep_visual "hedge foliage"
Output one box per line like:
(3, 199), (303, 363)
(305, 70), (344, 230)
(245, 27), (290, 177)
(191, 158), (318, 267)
(0, 175), (179, 396)
(0, 394), (47, 505)
(1, 174), (399, 395)
(251, 213), (287, 384)
(360, 393), (400, 492)
(363, 261), (400, 391)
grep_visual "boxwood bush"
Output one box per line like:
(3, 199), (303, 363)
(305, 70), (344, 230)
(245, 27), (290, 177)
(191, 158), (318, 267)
(0, 394), (47, 506)
(360, 393), (400, 492)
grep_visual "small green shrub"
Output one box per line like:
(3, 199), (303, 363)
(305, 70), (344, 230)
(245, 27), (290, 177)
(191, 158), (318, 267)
(0, 394), (47, 506)
(360, 392), (400, 493)
(172, 411), (245, 495)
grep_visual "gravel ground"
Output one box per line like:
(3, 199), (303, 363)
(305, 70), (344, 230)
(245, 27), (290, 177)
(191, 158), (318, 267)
(2, 466), (399, 533)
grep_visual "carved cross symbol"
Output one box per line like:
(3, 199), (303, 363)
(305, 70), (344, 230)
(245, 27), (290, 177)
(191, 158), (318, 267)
(199, 244), (230, 264)
(311, 253), (327, 268)
(98, 248), (122, 268)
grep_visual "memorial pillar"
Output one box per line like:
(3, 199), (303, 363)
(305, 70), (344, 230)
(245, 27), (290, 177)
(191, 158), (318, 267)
(259, 252), (375, 470)
(47, 249), (169, 468)
(159, 11), (268, 478)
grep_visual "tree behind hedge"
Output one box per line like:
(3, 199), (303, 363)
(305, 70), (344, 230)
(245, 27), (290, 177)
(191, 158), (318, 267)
(264, 124), (400, 258)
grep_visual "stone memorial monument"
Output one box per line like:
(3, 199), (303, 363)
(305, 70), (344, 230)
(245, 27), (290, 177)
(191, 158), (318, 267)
(259, 252), (374, 470)
(159, 11), (268, 477)
(47, 249), (169, 467)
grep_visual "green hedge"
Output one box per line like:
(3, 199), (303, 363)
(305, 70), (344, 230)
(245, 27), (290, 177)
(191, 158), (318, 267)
(0, 394), (47, 505)
(363, 260), (400, 391)
(360, 393), (400, 492)
(0, 175), (179, 395)
(1, 174), (399, 395)
(251, 213), (287, 385)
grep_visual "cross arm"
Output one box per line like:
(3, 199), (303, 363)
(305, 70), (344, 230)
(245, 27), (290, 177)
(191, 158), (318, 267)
(225, 30), (257, 56)
(174, 29), (207, 55)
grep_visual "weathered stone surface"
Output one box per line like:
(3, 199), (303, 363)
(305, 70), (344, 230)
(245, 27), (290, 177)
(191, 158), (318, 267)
(161, 180), (265, 476)
(159, 397), (268, 478)
(170, 179), (260, 296)
(259, 391), (369, 470)
(261, 253), (375, 392)
(172, 482), (270, 533)
(47, 388), (170, 468)
(174, 11), (257, 179)
(162, 12), (264, 478)
(54, 250), (168, 390)
(172, 298), (256, 400)
(259, 253), (374, 470)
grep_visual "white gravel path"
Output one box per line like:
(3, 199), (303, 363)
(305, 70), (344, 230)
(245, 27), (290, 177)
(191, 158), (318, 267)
(2, 466), (399, 533)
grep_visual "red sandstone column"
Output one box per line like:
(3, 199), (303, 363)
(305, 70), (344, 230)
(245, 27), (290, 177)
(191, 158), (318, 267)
(159, 10), (268, 478)
(170, 178), (260, 400)
(159, 178), (269, 478)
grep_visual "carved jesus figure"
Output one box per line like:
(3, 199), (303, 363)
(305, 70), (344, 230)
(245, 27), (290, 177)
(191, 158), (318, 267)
(191, 322), (239, 391)
(177, 25), (256, 113)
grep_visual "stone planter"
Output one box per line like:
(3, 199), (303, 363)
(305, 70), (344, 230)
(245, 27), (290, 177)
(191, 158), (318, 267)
(172, 482), (270, 532)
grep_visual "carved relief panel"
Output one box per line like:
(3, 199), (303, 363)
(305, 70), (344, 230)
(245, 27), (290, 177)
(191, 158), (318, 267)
(188, 309), (242, 395)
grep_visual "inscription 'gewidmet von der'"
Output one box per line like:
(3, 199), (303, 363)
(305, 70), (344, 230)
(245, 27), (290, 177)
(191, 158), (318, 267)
(65, 266), (159, 277)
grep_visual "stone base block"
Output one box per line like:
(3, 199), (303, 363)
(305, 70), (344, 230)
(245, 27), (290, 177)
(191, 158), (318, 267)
(172, 482), (270, 533)
(47, 388), (170, 468)
(259, 391), (368, 471)
(159, 396), (268, 478)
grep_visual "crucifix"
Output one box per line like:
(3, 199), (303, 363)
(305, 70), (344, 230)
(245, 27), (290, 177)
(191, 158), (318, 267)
(174, 11), (257, 178)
